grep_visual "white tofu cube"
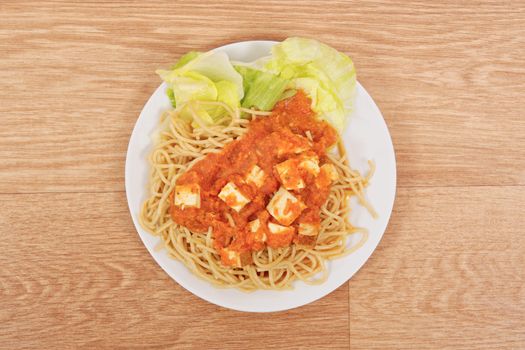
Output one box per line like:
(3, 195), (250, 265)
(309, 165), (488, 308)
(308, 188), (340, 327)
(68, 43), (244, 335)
(266, 187), (306, 226)
(174, 184), (201, 209)
(321, 163), (338, 182)
(267, 222), (295, 248)
(299, 153), (320, 176)
(274, 159), (305, 190)
(276, 134), (310, 157)
(248, 218), (267, 242)
(245, 164), (266, 188)
(275, 153), (320, 190)
(227, 248), (239, 262)
(268, 222), (294, 235)
(218, 182), (251, 212)
(220, 248), (240, 266)
(220, 247), (252, 267)
(296, 222), (319, 247)
(298, 222), (318, 236)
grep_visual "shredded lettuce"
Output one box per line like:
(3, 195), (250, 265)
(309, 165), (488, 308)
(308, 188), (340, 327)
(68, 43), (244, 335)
(235, 66), (288, 111)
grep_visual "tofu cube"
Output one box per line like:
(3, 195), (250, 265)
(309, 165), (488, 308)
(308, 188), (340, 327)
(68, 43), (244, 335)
(248, 218), (267, 243)
(267, 222), (295, 248)
(275, 153), (320, 190)
(299, 153), (320, 176)
(218, 182), (251, 212)
(298, 222), (319, 236)
(321, 163), (338, 182)
(274, 159), (305, 190)
(174, 183), (201, 209)
(248, 218), (260, 233)
(266, 187), (306, 226)
(276, 133), (311, 157)
(220, 248), (252, 267)
(316, 163), (339, 188)
(295, 222), (319, 247)
(245, 164), (266, 188)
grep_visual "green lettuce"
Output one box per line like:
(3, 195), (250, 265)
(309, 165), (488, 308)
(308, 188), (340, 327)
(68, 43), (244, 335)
(265, 37), (356, 132)
(156, 50), (244, 123)
(174, 78), (240, 124)
(170, 51), (201, 70)
(166, 87), (176, 107)
(235, 66), (288, 111)
(155, 38), (356, 130)
(162, 51), (204, 108)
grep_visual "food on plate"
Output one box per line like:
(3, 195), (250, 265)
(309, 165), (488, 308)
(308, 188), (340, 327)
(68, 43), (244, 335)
(140, 38), (375, 291)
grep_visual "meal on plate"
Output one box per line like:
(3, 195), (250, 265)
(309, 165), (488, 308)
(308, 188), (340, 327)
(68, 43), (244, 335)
(140, 37), (376, 291)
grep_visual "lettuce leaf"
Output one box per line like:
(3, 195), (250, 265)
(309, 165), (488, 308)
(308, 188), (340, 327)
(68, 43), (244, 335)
(235, 66), (288, 111)
(166, 87), (176, 107)
(206, 80), (241, 120)
(157, 50), (244, 117)
(215, 81), (240, 110)
(175, 51), (244, 99)
(167, 71), (218, 105)
(289, 77), (346, 131)
(179, 80), (241, 125)
(181, 103), (215, 126)
(265, 37), (356, 132)
(155, 38), (356, 131)
(170, 51), (201, 70)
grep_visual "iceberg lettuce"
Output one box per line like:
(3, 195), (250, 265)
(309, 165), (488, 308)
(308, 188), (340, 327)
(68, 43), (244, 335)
(156, 50), (244, 122)
(235, 66), (288, 111)
(155, 38), (356, 131)
(265, 37), (356, 132)
(170, 51), (201, 70)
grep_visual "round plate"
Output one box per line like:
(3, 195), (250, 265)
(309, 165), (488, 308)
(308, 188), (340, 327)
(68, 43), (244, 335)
(125, 40), (396, 312)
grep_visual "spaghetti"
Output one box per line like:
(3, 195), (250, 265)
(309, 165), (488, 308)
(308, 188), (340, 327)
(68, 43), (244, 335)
(140, 94), (375, 291)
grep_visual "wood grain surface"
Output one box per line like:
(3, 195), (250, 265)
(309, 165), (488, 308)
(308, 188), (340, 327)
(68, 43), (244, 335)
(1, 1), (524, 349)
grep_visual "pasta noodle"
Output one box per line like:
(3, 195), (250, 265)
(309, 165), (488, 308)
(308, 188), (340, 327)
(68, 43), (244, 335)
(139, 100), (374, 291)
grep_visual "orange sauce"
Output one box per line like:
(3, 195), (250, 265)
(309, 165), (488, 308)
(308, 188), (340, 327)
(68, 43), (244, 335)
(170, 91), (337, 266)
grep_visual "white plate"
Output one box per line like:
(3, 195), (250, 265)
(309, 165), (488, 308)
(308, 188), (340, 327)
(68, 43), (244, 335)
(125, 41), (396, 312)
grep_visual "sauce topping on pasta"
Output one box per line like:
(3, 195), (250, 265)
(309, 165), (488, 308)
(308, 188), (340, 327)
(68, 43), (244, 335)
(170, 91), (339, 267)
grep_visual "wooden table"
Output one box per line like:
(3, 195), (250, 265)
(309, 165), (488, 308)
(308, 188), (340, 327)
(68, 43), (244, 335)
(1, 1), (524, 349)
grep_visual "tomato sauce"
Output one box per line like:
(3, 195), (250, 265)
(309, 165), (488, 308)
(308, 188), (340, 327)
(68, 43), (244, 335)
(170, 91), (338, 266)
